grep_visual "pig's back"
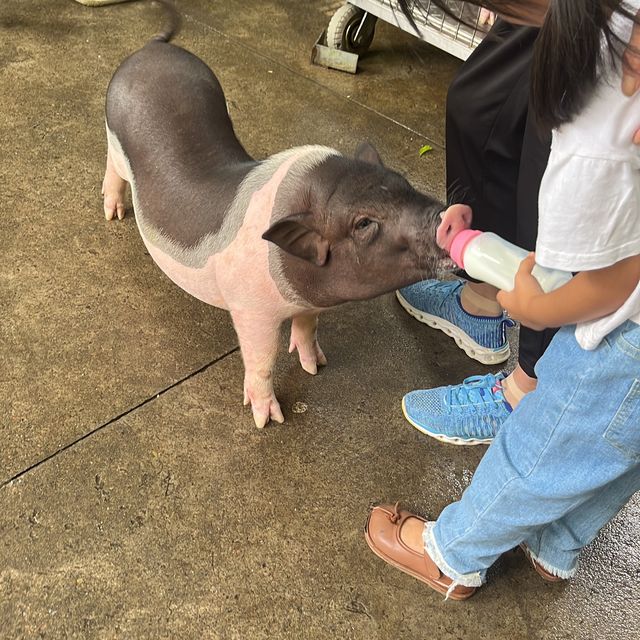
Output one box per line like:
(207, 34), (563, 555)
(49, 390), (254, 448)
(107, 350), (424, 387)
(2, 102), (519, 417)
(105, 41), (257, 261)
(106, 41), (251, 172)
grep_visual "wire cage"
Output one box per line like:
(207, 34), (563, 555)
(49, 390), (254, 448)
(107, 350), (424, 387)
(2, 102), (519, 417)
(325, 0), (490, 63)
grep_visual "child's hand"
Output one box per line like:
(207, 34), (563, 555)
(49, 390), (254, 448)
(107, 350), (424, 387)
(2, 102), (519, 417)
(496, 253), (547, 330)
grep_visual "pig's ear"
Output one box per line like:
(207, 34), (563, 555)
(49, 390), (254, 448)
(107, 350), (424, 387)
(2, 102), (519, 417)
(354, 141), (384, 167)
(262, 214), (330, 267)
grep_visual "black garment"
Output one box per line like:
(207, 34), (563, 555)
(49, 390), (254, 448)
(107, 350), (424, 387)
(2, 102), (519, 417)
(445, 19), (556, 378)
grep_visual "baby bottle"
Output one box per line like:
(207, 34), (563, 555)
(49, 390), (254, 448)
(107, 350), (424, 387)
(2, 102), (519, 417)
(448, 230), (573, 293)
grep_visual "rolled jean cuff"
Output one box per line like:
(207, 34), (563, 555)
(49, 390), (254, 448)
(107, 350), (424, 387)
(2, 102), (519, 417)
(423, 522), (483, 590)
(524, 544), (577, 580)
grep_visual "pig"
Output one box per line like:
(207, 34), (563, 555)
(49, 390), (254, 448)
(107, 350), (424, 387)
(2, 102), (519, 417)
(101, 4), (471, 428)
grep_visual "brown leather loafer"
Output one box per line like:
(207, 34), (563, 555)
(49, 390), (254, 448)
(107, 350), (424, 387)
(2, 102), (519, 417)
(364, 503), (477, 600)
(519, 544), (565, 583)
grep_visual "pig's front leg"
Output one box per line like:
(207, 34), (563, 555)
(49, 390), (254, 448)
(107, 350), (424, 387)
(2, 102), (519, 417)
(232, 310), (285, 429)
(289, 312), (327, 375)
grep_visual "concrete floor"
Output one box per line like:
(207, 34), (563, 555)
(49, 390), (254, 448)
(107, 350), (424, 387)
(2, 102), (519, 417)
(1, 1), (639, 638)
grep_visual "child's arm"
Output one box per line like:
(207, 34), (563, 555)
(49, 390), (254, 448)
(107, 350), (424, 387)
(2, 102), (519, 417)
(496, 253), (640, 331)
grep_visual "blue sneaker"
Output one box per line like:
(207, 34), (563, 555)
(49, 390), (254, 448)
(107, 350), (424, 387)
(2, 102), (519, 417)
(402, 373), (512, 445)
(397, 280), (514, 365)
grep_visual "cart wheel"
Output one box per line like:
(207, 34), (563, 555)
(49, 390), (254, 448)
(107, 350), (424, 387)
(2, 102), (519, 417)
(327, 4), (377, 54)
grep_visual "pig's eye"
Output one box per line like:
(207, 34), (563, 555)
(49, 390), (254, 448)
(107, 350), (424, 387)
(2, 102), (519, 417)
(355, 217), (373, 231)
(353, 217), (379, 243)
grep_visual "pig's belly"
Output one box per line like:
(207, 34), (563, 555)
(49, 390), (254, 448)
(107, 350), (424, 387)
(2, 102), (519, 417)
(142, 236), (228, 310)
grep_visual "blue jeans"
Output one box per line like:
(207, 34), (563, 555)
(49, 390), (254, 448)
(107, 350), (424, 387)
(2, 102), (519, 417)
(424, 320), (640, 587)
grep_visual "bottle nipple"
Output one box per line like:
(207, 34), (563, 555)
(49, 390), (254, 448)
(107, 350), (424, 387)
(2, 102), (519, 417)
(449, 229), (482, 269)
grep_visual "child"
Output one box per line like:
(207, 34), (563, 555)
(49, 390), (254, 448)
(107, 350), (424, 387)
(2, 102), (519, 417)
(366, 0), (640, 599)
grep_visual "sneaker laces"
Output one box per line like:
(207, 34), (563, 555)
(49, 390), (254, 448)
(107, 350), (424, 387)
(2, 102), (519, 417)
(445, 374), (510, 415)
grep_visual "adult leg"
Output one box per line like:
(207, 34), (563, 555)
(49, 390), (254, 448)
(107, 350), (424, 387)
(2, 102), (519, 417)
(398, 20), (540, 367)
(506, 104), (555, 396)
(402, 19), (560, 442)
(454, 40), (555, 405)
(447, 18), (540, 325)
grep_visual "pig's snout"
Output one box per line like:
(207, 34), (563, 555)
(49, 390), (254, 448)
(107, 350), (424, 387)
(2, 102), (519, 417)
(436, 204), (472, 253)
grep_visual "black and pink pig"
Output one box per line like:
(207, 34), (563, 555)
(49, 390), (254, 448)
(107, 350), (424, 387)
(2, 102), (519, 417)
(101, 11), (470, 427)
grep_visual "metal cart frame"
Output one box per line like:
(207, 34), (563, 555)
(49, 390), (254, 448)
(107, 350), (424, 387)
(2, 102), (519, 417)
(313, 1), (489, 73)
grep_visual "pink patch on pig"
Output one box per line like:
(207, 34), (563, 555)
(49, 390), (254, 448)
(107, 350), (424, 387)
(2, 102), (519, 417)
(140, 152), (306, 319)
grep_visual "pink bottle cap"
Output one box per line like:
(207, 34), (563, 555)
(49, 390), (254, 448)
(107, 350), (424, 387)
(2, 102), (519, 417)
(449, 229), (482, 268)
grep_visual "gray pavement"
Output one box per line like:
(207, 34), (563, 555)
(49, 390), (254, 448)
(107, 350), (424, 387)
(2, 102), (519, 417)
(1, 1), (638, 638)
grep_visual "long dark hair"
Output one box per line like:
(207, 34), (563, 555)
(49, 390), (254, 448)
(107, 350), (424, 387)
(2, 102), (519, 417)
(397, 0), (640, 129)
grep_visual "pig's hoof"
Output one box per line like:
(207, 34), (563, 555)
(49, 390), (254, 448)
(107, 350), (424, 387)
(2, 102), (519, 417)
(300, 360), (318, 376)
(244, 390), (285, 428)
(252, 402), (285, 429)
(103, 194), (126, 221)
(289, 339), (328, 375)
(102, 178), (127, 221)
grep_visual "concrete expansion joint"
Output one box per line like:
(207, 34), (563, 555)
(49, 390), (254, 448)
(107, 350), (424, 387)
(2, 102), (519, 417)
(0, 346), (240, 492)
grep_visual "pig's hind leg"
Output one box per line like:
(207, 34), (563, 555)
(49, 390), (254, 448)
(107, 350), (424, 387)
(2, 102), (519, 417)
(232, 310), (285, 429)
(289, 313), (327, 375)
(102, 137), (128, 221)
